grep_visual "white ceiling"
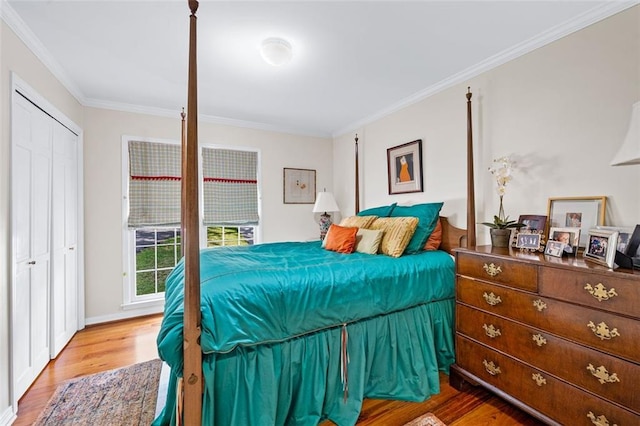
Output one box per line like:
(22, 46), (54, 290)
(3, 1), (635, 137)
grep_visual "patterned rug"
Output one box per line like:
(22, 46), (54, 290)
(403, 412), (447, 426)
(34, 358), (163, 426)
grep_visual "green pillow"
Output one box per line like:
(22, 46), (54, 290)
(357, 203), (397, 217)
(390, 202), (443, 254)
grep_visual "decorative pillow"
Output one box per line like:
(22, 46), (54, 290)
(356, 203), (397, 218)
(354, 228), (384, 255)
(339, 215), (378, 229)
(323, 224), (358, 254)
(369, 217), (419, 258)
(390, 202), (443, 254)
(423, 217), (443, 251)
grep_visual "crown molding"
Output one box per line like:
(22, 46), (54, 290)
(332, 1), (640, 138)
(1, 1), (86, 104)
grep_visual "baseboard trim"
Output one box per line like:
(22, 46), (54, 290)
(0, 406), (17, 426)
(85, 304), (163, 326)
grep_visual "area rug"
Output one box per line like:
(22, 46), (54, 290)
(34, 358), (163, 426)
(403, 412), (447, 426)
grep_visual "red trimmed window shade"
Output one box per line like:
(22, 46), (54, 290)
(202, 148), (259, 225)
(128, 140), (181, 227)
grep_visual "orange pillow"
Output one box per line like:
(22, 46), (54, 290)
(423, 218), (443, 251)
(324, 224), (358, 254)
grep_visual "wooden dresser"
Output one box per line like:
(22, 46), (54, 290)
(450, 246), (640, 425)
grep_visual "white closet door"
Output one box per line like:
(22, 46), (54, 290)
(12, 94), (53, 399)
(50, 123), (79, 357)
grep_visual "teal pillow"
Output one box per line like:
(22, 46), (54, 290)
(390, 202), (443, 254)
(357, 203), (397, 217)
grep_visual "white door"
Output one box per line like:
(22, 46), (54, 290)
(50, 123), (79, 357)
(12, 93), (53, 399)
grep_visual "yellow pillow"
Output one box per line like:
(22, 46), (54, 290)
(354, 228), (385, 255)
(339, 215), (378, 229)
(324, 224), (358, 254)
(369, 217), (419, 257)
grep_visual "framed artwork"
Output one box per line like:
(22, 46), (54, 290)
(548, 227), (581, 255)
(546, 196), (606, 247)
(283, 168), (316, 204)
(545, 240), (565, 257)
(387, 139), (423, 195)
(515, 231), (541, 251)
(584, 229), (619, 268)
(518, 215), (547, 232)
(595, 226), (635, 254)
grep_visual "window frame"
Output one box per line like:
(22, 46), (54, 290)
(121, 136), (261, 309)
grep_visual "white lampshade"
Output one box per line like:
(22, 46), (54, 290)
(260, 38), (293, 67)
(312, 191), (339, 213)
(611, 102), (640, 166)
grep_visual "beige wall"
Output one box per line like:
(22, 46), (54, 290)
(83, 107), (333, 322)
(1, 19), (84, 422)
(334, 6), (640, 244)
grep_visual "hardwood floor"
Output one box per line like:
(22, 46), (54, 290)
(15, 314), (543, 425)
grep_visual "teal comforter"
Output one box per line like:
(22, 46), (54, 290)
(154, 241), (455, 425)
(157, 241), (454, 363)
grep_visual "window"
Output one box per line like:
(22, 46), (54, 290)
(122, 137), (260, 308)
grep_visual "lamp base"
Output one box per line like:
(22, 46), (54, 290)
(319, 212), (332, 240)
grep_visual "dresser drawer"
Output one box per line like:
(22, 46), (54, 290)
(540, 267), (640, 319)
(456, 250), (538, 292)
(457, 277), (640, 364)
(456, 336), (640, 426)
(457, 304), (640, 413)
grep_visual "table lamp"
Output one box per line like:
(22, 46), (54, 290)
(312, 191), (340, 240)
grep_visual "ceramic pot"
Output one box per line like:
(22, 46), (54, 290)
(490, 228), (511, 248)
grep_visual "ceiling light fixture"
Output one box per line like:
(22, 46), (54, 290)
(260, 37), (293, 67)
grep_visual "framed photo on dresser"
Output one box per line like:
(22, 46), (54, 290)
(584, 228), (619, 268)
(546, 196), (606, 247)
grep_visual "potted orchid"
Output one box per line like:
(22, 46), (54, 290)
(482, 156), (524, 246)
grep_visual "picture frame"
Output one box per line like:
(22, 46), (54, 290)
(518, 215), (547, 232)
(595, 226), (635, 253)
(584, 228), (619, 269)
(545, 240), (565, 258)
(283, 168), (316, 204)
(548, 227), (581, 255)
(515, 231), (541, 251)
(626, 224), (640, 258)
(387, 139), (423, 195)
(546, 196), (606, 247)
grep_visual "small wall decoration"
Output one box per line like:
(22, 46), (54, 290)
(548, 227), (581, 255)
(283, 168), (316, 204)
(387, 139), (423, 195)
(584, 228), (619, 268)
(518, 215), (547, 232)
(546, 196), (606, 247)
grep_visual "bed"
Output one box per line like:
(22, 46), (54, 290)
(154, 1), (477, 425)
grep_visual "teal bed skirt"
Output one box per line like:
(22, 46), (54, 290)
(153, 298), (455, 426)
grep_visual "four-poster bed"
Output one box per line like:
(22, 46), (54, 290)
(155, 2), (476, 424)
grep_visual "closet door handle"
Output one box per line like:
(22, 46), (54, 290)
(68, 247), (75, 251)
(27, 260), (36, 265)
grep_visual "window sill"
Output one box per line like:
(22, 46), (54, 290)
(121, 298), (164, 311)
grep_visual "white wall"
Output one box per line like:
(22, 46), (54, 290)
(0, 19), (84, 423)
(334, 6), (640, 245)
(83, 107), (333, 322)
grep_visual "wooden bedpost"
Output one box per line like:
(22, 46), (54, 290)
(354, 134), (360, 214)
(466, 87), (476, 248)
(183, 0), (202, 424)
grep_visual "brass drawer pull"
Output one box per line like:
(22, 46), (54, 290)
(482, 359), (501, 376)
(532, 299), (547, 312)
(482, 324), (501, 339)
(587, 321), (620, 340)
(483, 292), (502, 306)
(584, 283), (618, 302)
(531, 372), (547, 387)
(586, 364), (620, 385)
(587, 411), (618, 426)
(483, 263), (502, 277)
(532, 334), (547, 347)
